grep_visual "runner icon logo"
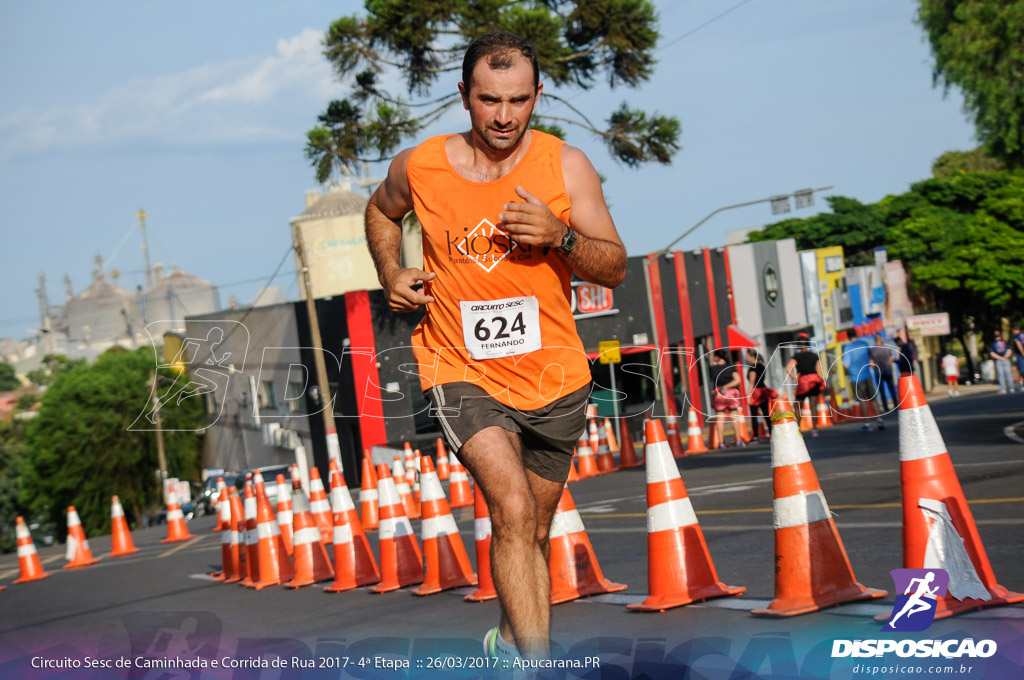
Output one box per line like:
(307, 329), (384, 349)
(882, 568), (949, 632)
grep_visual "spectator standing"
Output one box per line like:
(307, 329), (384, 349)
(843, 334), (878, 432)
(745, 349), (776, 439)
(869, 334), (897, 414)
(1012, 325), (1024, 392)
(990, 330), (1014, 394)
(942, 351), (960, 396)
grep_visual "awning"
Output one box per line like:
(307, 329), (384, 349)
(727, 325), (759, 350)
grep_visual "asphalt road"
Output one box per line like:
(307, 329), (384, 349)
(2, 389), (1022, 679)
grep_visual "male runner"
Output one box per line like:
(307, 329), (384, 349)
(364, 32), (626, 660)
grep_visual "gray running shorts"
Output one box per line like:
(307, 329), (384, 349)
(425, 381), (591, 483)
(853, 379), (878, 403)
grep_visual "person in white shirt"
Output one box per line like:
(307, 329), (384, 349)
(942, 352), (960, 396)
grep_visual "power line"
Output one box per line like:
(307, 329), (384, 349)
(658, 0), (757, 53)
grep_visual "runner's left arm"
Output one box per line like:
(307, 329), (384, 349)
(498, 145), (626, 288)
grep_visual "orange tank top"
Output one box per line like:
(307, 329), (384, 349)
(407, 131), (591, 411)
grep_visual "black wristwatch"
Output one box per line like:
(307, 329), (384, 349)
(559, 226), (578, 255)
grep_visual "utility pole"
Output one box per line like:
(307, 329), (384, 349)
(137, 209), (154, 288)
(150, 371), (169, 503)
(291, 222), (343, 469)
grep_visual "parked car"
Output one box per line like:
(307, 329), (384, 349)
(198, 473), (237, 516)
(234, 464), (293, 504)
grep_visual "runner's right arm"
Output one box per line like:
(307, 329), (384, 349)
(365, 149), (436, 313)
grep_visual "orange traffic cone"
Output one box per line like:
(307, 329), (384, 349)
(664, 414), (686, 458)
(392, 455), (420, 519)
(751, 411), (885, 616)
(241, 482), (260, 587)
(214, 480), (232, 533)
(771, 393), (795, 417)
(359, 454), (380, 531)
(879, 375), (1024, 619)
(215, 487), (245, 583)
(284, 478), (334, 588)
(109, 495), (139, 557)
(308, 467), (334, 544)
(247, 479), (294, 590)
(548, 485), (627, 604)
(465, 484), (497, 602)
(13, 516), (51, 583)
(274, 474), (294, 555)
(815, 400), (833, 428)
(618, 424), (642, 469)
(447, 452), (473, 509)
(575, 434), (599, 479)
(324, 469), (380, 592)
(628, 420), (744, 611)
(64, 506), (100, 569)
(435, 438), (451, 481)
(604, 418), (619, 452)
(684, 409), (708, 454)
(566, 455), (580, 483)
(735, 417), (751, 444)
(371, 464), (424, 593)
(212, 478), (229, 531)
(799, 398), (815, 432)
(708, 419), (721, 450)
(410, 449), (422, 505)
(592, 420), (617, 474)
(413, 457), (477, 595)
(161, 491), (195, 544)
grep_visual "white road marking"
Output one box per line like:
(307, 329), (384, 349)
(1004, 422), (1024, 445)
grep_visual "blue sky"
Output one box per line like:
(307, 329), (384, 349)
(0, 0), (975, 341)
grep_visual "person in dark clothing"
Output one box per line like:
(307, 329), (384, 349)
(869, 334), (897, 416)
(746, 349), (776, 439)
(784, 332), (824, 438)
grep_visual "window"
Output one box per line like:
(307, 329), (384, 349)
(285, 381), (308, 413)
(259, 380), (277, 409)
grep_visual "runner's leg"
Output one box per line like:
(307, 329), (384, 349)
(456, 426), (550, 659)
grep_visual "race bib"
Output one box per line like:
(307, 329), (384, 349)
(460, 296), (542, 360)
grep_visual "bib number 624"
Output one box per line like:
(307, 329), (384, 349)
(474, 313), (526, 342)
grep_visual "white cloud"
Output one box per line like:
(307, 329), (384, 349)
(0, 28), (337, 162)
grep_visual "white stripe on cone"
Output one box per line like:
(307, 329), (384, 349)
(549, 508), (586, 539)
(648, 497), (699, 533)
(898, 406), (948, 462)
(292, 527), (322, 546)
(360, 488), (379, 502)
(422, 515), (460, 540)
(773, 490), (831, 529)
(330, 487), (355, 513)
(333, 524), (353, 546)
(18, 544), (37, 558)
(770, 421), (812, 468)
(277, 510), (293, 525)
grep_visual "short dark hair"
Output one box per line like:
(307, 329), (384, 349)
(462, 31), (539, 93)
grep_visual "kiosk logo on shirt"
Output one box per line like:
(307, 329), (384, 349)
(446, 218), (530, 272)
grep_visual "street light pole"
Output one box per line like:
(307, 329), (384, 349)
(661, 185), (834, 253)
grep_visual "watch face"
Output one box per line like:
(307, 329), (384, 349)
(561, 228), (577, 253)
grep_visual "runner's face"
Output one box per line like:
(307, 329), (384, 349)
(461, 53), (541, 152)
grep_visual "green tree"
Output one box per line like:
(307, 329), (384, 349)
(932, 147), (1006, 177)
(0, 419), (27, 553)
(19, 347), (205, 538)
(747, 196), (888, 266)
(306, 0), (680, 181)
(0, 361), (20, 391)
(888, 171), (1024, 345)
(16, 393), (39, 411)
(745, 171), (1024, 364)
(25, 354), (87, 387)
(916, 1), (1024, 167)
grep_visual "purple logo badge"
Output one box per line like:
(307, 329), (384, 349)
(882, 568), (949, 631)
